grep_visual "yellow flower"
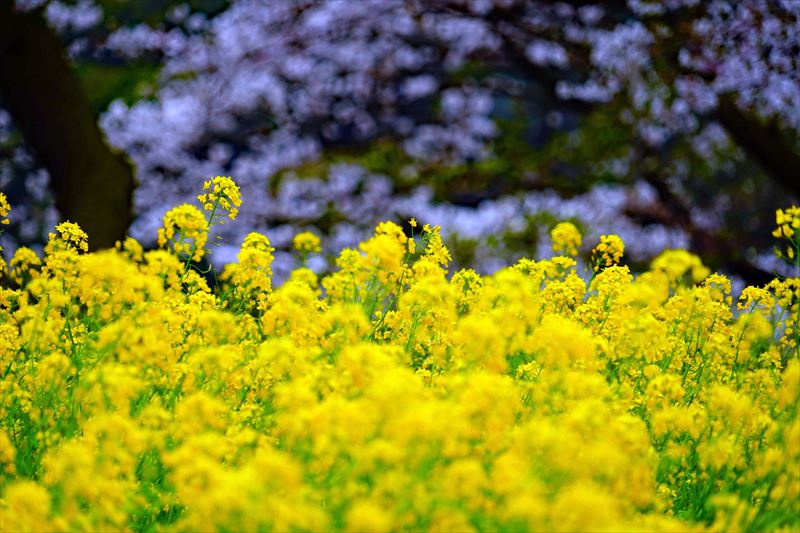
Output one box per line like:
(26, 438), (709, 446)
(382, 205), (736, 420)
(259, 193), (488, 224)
(551, 221), (582, 256)
(0, 427), (16, 474)
(0, 191), (10, 225)
(157, 204), (208, 262)
(220, 232), (275, 311)
(2, 190), (799, 532)
(421, 223), (451, 267)
(292, 231), (322, 254)
(346, 500), (393, 532)
(1, 481), (54, 531)
(591, 234), (624, 270)
(47, 221), (89, 253)
(9, 246), (42, 285)
(651, 249), (709, 286)
(773, 206), (800, 236)
(359, 221), (409, 283)
(773, 206), (800, 261)
(738, 286), (775, 311)
(115, 236), (144, 262)
(197, 176), (242, 221)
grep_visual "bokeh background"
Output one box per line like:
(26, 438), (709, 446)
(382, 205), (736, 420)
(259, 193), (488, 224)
(1, 0), (798, 285)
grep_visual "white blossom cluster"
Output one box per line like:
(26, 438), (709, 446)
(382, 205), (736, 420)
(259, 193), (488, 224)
(15, 0), (102, 33)
(681, 0), (800, 129)
(556, 0), (800, 145)
(3, 0), (798, 283)
(98, 0), (502, 249)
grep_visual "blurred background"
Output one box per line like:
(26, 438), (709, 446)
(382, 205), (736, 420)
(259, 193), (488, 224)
(1, 0), (798, 285)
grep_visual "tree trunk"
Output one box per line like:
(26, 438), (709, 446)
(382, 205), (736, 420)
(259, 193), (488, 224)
(0, 2), (135, 250)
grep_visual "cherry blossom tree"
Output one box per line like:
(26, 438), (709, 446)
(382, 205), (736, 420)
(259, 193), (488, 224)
(2, 0), (798, 283)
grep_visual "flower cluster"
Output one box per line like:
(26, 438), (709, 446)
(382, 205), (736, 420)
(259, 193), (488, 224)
(157, 204), (208, 262)
(0, 185), (798, 532)
(591, 233), (625, 271)
(197, 176), (242, 222)
(0, 192), (8, 277)
(293, 231), (322, 255)
(651, 249), (711, 287)
(774, 206), (800, 260)
(550, 221), (582, 257)
(45, 222), (89, 254)
(8, 247), (41, 286)
(219, 232), (275, 313)
(0, 192), (9, 226)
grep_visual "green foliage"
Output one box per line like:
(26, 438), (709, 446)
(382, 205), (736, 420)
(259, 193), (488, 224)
(94, 0), (229, 26)
(75, 62), (160, 112)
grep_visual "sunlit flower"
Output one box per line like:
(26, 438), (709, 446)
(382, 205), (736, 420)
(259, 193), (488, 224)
(0, 192), (10, 225)
(197, 176), (242, 221)
(292, 231), (322, 254)
(2, 191), (798, 533)
(551, 221), (582, 256)
(591, 234), (624, 271)
(157, 204), (208, 262)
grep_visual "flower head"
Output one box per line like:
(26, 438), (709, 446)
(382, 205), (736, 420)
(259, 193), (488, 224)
(773, 207), (800, 239)
(651, 249), (709, 286)
(772, 206), (799, 260)
(0, 192), (10, 225)
(551, 221), (582, 257)
(293, 231), (322, 255)
(591, 234), (624, 271)
(197, 176), (242, 221)
(158, 204), (208, 262)
(47, 222), (89, 253)
(220, 232), (275, 311)
(9, 247), (42, 285)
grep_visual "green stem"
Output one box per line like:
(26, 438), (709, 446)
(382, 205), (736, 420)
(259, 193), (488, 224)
(179, 198), (220, 284)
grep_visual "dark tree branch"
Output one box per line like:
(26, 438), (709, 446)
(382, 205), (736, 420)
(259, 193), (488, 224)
(715, 97), (800, 199)
(634, 146), (776, 286)
(0, 2), (135, 250)
(635, 6), (800, 200)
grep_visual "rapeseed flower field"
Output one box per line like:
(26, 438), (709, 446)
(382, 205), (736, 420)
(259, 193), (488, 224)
(0, 180), (798, 532)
